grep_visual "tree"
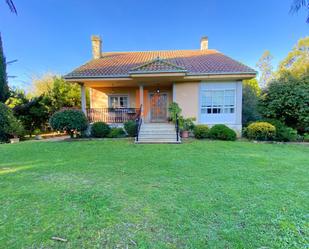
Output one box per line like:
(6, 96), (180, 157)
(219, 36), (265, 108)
(42, 76), (83, 113)
(7, 89), (49, 136)
(1, 0), (17, 101)
(290, 0), (309, 23)
(0, 102), (23, 142)
(30, 74), (88, 114)
(30, 73), (55, 96)
(278, 36), (309, 77)
(256, 50), (274, 89)
(5, 87), (28, 108)
(49, 109), (88, 137)
(242, 79), (261, 125)
(12, 95), (49, 136)
(0, 34), (10, 103)
(259, 72), (309, 133)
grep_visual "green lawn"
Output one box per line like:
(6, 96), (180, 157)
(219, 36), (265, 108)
(0, 140), (308, 249)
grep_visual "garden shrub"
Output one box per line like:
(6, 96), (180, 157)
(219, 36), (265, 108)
(303, 133), (309, 142)
(124, 120), (137, 137)
(193, 125), (209, 139)
(91, 122), (110, 138)
(209, 124), (237, 141)
(246, 121), (276, 141)
(263, 119), (298, 142)
(0, 103), (24, 142)
(107, 127), (126, 138)
(49, 109), (88, 137)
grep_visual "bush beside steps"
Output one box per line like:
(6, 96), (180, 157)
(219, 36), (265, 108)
(91, 122), (111, 138)
(209, 124), (237, 141)
(90, 122), (129, 139)
(193, 125), (209, 139)
(193, 124), (237, 141)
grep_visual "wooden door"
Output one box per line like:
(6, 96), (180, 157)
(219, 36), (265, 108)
(150, 93), (168, 122)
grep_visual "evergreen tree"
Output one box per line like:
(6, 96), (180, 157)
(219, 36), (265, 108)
(0, 33), (10, 103)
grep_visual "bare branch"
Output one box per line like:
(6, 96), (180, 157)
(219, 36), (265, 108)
(5, 0), (17, 14)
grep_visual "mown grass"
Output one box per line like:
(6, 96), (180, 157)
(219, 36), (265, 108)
(0, 139), (308, 248)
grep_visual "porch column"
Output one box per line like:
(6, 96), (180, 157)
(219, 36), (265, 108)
(80, 83), (87, 115)
(172, 83), (176, 102)
(139, 85), (144, 117)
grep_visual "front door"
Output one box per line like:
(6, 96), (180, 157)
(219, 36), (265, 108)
(150, 93), (168, 122)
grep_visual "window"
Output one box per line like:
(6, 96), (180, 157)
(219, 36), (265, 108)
(108, 96), (128, 108)
(201, 89), (235, 114)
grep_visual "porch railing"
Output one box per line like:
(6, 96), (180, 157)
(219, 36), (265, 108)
(86, 108), (140, 123)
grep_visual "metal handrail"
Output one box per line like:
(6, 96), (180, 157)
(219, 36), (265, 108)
(175, 113), (179, 142)
(135, 105), (143, 142)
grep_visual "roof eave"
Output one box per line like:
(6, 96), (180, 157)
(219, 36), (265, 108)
(186, 71), (257, 76)
(63, 74), (131, 80)
(184, 72), (256, 80)
(63, 71), (256, 81)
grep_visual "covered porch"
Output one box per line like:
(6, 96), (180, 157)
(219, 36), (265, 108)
(78, 77), (177, 124)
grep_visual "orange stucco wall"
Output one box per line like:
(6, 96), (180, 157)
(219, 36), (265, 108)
(90, 87), (138, 108)
(174, 82), (199, 120)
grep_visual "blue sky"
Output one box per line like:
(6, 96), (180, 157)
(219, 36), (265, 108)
(0, 0), (308, 88)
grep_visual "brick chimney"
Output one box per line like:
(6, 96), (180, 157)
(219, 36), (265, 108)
(91, 35), (102, 59)
(200, 36), (208, 50)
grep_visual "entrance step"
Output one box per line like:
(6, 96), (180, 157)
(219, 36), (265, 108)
(137, 139), (181, 144)
(135, 123), (181, 144)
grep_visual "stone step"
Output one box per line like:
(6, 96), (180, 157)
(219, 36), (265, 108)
(139, 135), (178, 139)
(140, 126), (175, 129)
(141, 125), (175, 130)
(136, 123), (181, 144)
(142, 124), (174, 127)
(139, 131), (176, 135)
(140, 128), (176, 132)
(136, 139), (181, 144)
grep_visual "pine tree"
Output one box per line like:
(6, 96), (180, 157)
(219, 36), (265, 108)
(0, 33), (10, 103)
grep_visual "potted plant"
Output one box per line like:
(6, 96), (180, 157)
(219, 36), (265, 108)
(179, 117), (196, 138)
(168, 102), (182, 123)
(33, 128), (42, 140)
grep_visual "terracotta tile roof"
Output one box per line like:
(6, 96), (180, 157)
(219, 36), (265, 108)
(64, 49), (256, 79)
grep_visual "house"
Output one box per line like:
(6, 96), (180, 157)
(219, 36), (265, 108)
(64, 36), (256, 143)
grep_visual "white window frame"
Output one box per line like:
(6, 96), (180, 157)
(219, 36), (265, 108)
(201, 89), (236, 115)
(108, 95), (129, 108)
